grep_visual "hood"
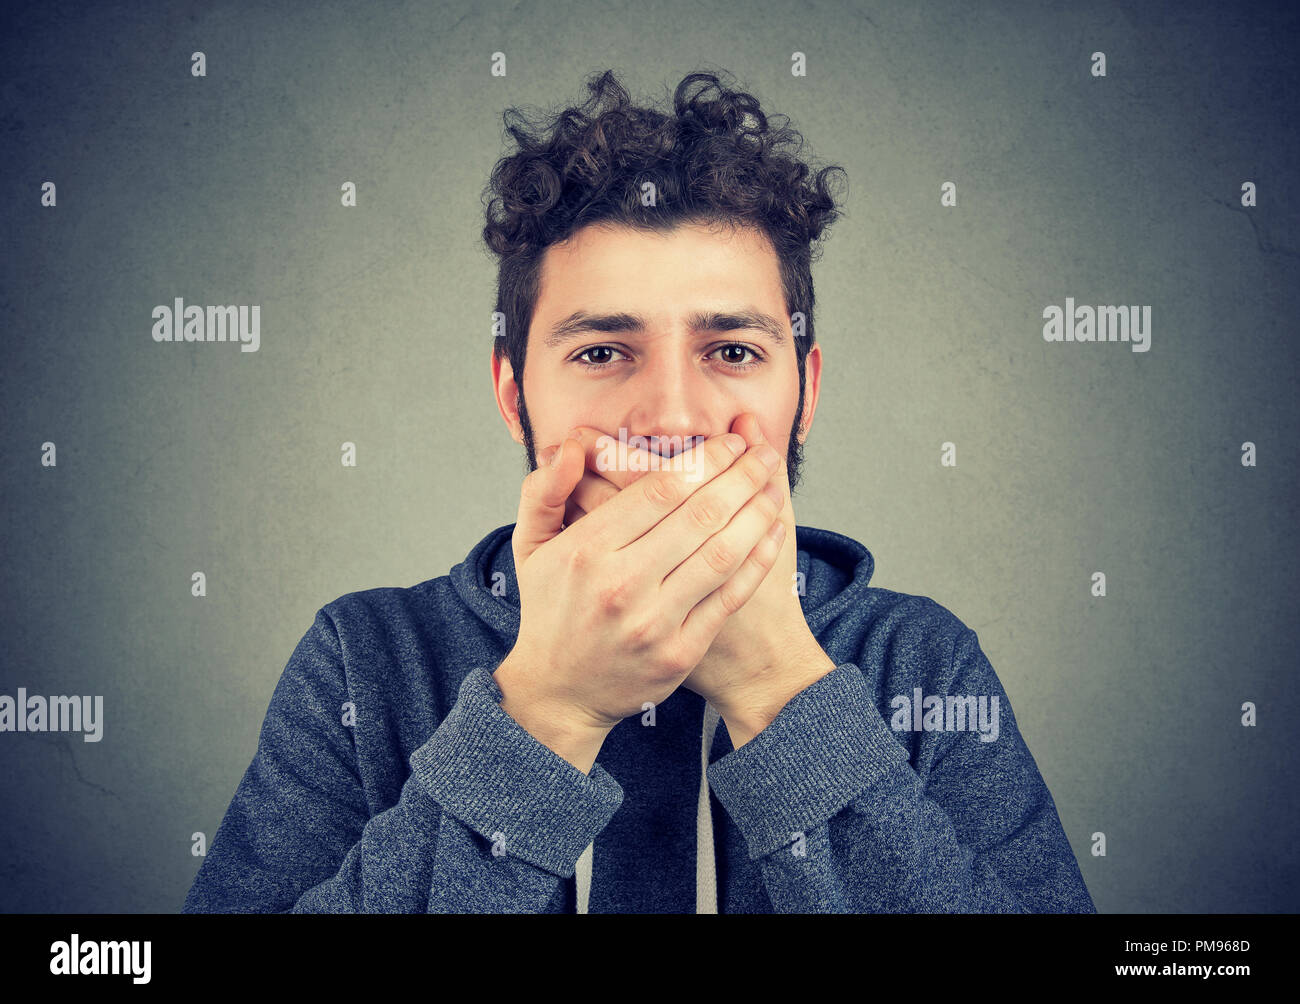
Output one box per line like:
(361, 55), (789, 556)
(449, 522), (876, 912)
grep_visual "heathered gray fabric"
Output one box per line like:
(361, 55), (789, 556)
(182, 523), (1096, 913)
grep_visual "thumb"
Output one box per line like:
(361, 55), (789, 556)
(513, 434), (583, 566)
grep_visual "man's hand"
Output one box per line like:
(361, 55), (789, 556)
(680, 415), (836, 745)
(495, 426), (787, 773)
(545, 415), (836, 748)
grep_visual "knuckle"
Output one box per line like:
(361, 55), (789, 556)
(642, 473), (682, 509)
(717, 583), (748, 618)
(742, 453), (771, 490)
(708, 436), (741, 469)
(755, 538), (780, 568)
(566, 545), (590, 573)
(703, 537), (735, 575)
(625, 611), (658, 646)
(519, 470), (544, 502)
(596, 574), (633, 612)
(653, 646), (689, 681)
(685, 495), (723, 533)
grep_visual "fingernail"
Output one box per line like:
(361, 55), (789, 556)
(550, 442), (563, 468)
(767, 519), (786, 542)
(757, 444), (780, 470)
(724, 434), (746, 457)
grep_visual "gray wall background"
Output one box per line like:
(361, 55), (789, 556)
(2, 0), (1297, 912)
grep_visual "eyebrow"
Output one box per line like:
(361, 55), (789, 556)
(543, 308), (788, 350)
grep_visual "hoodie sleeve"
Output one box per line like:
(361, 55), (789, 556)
(182, 607), (623, 913)
(705, 627), (1095, 913)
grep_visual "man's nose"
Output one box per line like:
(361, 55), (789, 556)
(622, 351), (716, 456)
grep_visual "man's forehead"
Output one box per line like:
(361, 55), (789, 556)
(541, 219), (778, 275)
(531, 220), (787, 343)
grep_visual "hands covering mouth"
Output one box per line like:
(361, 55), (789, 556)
(500, 411), (830, 772)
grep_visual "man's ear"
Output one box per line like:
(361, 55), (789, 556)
(796, 343), (824, 444)
(491, 348), (524, 445)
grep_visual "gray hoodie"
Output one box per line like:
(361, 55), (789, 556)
(182, 522), (1096, 913)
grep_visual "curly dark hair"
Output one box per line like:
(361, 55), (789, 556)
(482, 67), (846, 493)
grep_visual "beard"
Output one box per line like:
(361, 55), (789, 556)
(517, 375), (808, 496)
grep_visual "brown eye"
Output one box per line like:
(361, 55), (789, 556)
(712, 343), (761, 369)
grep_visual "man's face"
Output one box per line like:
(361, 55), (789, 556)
(492, 219), (822, 494)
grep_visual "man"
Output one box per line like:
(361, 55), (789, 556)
(183, 69), (1095, 913)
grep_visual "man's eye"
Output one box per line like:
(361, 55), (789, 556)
(574, 344), (762, 369)
(713, 344), (762, 369)
(575, 346), (623, 366)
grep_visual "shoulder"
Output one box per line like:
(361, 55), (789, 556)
(288, 577), (452, 691)
(851, 586), (984, 696)
(317, 578), (445, 637)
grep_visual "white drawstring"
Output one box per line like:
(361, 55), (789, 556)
(575, 840), (593, 913)
(696, 700), (720, 913)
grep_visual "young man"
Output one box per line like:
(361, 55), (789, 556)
(183, 69), (1095, 913)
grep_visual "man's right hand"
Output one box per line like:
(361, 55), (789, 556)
(494, 429), (787, 773)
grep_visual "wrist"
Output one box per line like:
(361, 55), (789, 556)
(494, 651), (613, 775)
(715, 643), (836, 749)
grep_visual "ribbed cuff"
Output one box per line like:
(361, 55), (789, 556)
(409, 667), (624, 876)
(707, 662), (911, 859)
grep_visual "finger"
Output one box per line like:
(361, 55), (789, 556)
(659, 466), (786, 619)
(571, 426), (648, 493)
(535, 447), (573, 530)
(540, 433), (624, 526)
(729, 411), (764, 448)
(575, 432), (748, 552)
(541, 430), (645, 529)
(679, 517), (786, 651)
(540, 427), (610, 473)
(568, 427), (713, 489)
(513, 435), (584, 565)
(731, 410), (797, 547)
(554, 428), (629, 504)
(562, 497), (587, 528)
(569, 469), (621, 518)
(630, 438), (782, 580)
